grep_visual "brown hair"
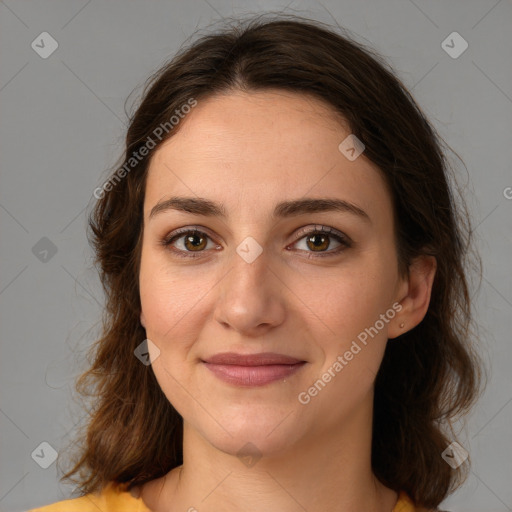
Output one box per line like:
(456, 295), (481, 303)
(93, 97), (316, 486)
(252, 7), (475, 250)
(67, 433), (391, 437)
(60, 14), (483, 509)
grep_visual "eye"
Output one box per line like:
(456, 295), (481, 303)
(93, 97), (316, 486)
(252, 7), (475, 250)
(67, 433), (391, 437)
(290, 225), (351, 258)
(160, 228), (220, 258)
(160, 225), (351, 259)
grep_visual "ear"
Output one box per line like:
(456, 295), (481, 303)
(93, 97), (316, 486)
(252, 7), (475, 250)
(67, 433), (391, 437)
(388, 254), (437, 339)
(140, 310), (146, 329)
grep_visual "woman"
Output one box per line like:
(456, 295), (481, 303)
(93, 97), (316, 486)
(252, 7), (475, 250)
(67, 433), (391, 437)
(29, 14), (482, 512)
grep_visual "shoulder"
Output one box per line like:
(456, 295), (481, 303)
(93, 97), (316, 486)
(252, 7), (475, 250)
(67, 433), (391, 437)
(417, 508), (452, 512)
(394, 491), (450, 512)
(26, 482), (150, 512)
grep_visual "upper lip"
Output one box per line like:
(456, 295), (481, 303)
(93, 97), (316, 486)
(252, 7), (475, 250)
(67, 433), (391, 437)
(202, 352), (304, 366)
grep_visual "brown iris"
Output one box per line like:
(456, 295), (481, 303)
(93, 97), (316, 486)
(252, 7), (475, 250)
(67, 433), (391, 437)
(184, 232), (207, 251)
(306, 233), (330, 252)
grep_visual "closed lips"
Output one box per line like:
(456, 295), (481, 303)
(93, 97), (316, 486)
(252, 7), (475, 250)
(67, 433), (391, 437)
(202, 353), (307, 387)
(202, 352), (305, 365)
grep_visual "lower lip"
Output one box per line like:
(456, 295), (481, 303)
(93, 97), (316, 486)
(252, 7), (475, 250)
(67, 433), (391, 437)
(202, 362), (306, 387)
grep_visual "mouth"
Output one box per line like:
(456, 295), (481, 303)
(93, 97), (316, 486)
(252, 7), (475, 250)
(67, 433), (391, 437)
(201, 352), (307, 387)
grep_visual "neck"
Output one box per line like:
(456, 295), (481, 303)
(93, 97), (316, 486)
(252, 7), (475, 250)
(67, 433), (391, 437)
(141, 392), (398, 512)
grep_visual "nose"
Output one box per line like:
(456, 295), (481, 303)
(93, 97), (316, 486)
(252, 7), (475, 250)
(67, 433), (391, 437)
(213, 242), (287, 337)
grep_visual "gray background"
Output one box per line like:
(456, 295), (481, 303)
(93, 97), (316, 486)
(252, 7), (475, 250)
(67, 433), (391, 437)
(1, 1), (511, 511)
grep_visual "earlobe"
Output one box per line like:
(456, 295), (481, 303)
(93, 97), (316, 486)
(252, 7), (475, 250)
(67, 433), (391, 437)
(389, 255), (437, 339)
(140, 310), (146, 329)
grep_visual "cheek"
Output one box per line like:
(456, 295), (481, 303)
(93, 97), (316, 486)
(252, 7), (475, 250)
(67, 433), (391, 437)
(138, 249), (217, 376)
(305, 264), (395, 336)
(302, 256), (398, 382)
(139, 258), (202, 407)
(300, 269), (394, 419)
(139, 248), (197, 333)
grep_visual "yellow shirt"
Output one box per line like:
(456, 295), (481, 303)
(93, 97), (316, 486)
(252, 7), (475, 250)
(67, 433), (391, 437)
(27, 482), (418, 511)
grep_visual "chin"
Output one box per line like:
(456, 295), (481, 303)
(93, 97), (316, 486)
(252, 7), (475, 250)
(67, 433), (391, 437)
(208, 427), (301, 461)
(194, 404), (307, 460)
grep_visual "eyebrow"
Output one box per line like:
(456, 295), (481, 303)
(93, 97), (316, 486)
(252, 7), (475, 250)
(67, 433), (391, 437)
(149, 196), (371, 223)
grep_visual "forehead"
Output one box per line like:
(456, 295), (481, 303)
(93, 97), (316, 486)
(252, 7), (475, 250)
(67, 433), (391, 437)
(144, 90), (393, 227)
(151, 89), (349, 170)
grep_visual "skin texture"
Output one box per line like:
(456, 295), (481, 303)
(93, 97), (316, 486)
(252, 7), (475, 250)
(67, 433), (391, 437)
(136, 90), (436, 512)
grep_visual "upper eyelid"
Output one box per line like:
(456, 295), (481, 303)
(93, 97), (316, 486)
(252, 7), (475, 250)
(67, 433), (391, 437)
(164, 226), (218, 243)
(293, 225), (349, 241)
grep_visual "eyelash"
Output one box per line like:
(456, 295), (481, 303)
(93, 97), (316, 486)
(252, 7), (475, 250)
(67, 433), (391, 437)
(160, 225), (352, 260)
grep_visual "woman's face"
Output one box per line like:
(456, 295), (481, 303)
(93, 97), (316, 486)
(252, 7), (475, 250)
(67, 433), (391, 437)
(139, 90), (408, 456)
